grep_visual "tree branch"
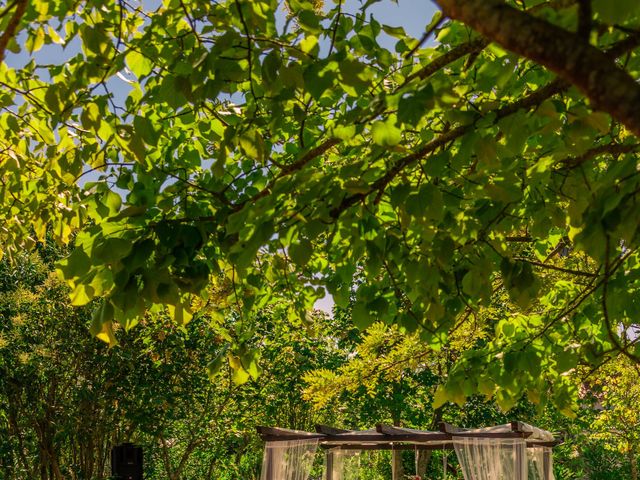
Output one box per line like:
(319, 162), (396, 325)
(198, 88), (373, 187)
(0, 0), (27, 63)
(558, 142), (640, 170)
(577, 0), (592, 40)
(330, 78), (566, 218)
(514, 257), (597, 277)
(403, 0), (579, 85)
(404, 37), (489, 84)
(433, 0), (640, 136)
(239, 137), (340, 210)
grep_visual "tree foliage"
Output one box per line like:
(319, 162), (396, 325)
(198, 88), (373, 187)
(1, 0), (640, 410)
(1, 244), (638, 479)
(589, 357), (640, 480)
(0, 248), (351, 479)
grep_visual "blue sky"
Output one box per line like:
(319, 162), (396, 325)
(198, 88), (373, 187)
(361, 0), (438, 38)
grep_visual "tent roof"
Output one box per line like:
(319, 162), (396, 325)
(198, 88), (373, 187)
(257, 422), (560, 450)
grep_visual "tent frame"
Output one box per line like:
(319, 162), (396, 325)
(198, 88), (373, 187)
(257, 421), (560, 480)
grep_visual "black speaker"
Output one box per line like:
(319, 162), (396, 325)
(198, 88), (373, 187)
(111, 443), (143, 480)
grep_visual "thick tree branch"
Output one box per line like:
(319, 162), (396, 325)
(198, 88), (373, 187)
(239, 137), (340, 211)
(434, 0), (640, 136)
(577, 0), (592, 40)
(404, 37), (489, 84)
(403, 0), (578, 85)
(0, 0), (27, 63)
(558, 142), (640, 170)
(329, 30), (637, 219)
(330, 78), (567, 218)
(279, 137), (340, 176)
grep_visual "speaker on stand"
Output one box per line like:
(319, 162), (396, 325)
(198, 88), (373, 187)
(111, 443), (143, 480)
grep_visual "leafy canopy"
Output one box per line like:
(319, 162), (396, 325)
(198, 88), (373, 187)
(1, 0), (640, 412)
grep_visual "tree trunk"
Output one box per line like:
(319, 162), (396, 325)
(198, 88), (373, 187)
(159, 434), (176, 480)
(7, 404), (34, 478)
(206, 455), (217, 480)
(630, 447), (638, 480)
(173, 436), (201, 480)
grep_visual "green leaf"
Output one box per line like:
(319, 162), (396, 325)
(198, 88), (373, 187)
(398, 85), (434, 126)
(90, 301), (114, 335)
(168, 303), (193, 326)
(89, 268), (114, 297)
(352, 301), (375, 330)
(500, 259), (539, 309)
(462, 269), (484, 298)
(57, 248), (92, 282)
(432, 385), (449, 409)
(300, 35), (318, 54)
(240, 349), (261, 381)
(239, 131), (266, 162)
(134, 116), (159, 146)
(371, 116), (402, 147)
(228, 354), (251, 385)
(289, 238), (312, 266)
(331, 124), (356, 140)
(262, 50), (281, 85)
(104, 190), (122, 215)
(94, 237), (134, 264)
(126, 50), (154, 77)
(70, 283), (94, 306)
(90, 302), (118, 347)
(381, 24), (406, 39)
(297, 9), (321, 33)
(26, 26), (45, 53)
(593, 0), (640, 24)
(207, 354), (226, 379)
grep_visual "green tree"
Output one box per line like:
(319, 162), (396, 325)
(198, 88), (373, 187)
(1, 0), (640, 409)
(0, 247), (355, 479)
(0, 248), (231, 480)
(590, 357), (640, 480)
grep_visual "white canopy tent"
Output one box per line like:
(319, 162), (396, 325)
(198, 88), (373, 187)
(258, 422), (560, 480)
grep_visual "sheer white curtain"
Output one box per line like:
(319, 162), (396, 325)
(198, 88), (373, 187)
(544, 447), (555, 480)
(454, 438), (527, 480)
(260, 440), (319, 480)
(526, 446), (556, 480)
(527, 447), (544, 480)
(324, 449), (361, 480)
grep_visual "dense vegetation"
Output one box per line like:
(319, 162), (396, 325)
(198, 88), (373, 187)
(1, 250), (638, 479)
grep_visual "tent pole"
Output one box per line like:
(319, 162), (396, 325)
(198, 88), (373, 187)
(267, 447), (274, 480)
(325, 450), (334, 480)
(543, 448), (551, 480)
(515, 443), (526, 480)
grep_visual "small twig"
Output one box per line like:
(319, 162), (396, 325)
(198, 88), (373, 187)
(602, 237), (640, 362)
(556, 142), (639, 170)
(179, 0), (202, 45)
(514, 257), (597, 277)
(234, 0), (259, 108)
(404, 16), (445, 59)
(328, 0), (342, 56)
(74, 162), (135, 182)
(0, 0), (19, 19)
